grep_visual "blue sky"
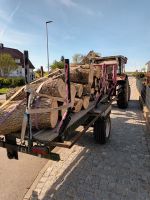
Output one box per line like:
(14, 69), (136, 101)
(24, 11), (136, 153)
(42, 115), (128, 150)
(0, 0), (150, 71)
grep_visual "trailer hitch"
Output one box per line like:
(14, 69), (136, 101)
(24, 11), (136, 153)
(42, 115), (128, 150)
(5, 135), (18, 160)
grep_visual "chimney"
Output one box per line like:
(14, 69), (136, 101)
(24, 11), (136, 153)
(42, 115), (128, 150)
(0, 43), (4, 49)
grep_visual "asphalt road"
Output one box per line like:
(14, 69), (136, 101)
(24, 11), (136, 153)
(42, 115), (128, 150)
(0, 148), (47, 200)
(29, 77), (150, 200)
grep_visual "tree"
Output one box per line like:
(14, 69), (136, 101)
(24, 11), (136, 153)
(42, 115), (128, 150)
(35, 67), (45, 78)
(141, 66), (146, 72)
(60, 56), (65, 62)
(72, 54), (84, 64)
(51, 60), (64, 70)
(0, 53), (17, 76)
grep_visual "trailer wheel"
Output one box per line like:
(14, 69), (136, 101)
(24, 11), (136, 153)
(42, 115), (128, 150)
(94, 116), (111, 144)
(117, 78), (130, 109)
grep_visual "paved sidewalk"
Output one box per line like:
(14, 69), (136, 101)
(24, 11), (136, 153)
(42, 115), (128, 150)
(26, 78), (150, 200)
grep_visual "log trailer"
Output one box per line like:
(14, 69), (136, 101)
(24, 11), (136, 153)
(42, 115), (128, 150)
(0, 53), (130, 160)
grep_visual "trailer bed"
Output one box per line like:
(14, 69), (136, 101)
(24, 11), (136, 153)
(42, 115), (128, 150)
(32, 99), (111, 144)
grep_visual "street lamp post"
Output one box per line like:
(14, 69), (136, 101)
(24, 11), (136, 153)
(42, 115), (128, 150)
(46, 20), (53, 73)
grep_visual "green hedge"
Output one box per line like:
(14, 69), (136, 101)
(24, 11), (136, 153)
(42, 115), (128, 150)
(0, 77), (25, 87)
(132, 72), (146, 79)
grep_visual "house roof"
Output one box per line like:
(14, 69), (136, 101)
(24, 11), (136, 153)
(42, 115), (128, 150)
(80, 50), (101, 64)
(93, 55), (128, 64)
(146, 61), (150, 65)
(0, 45), (34, 69)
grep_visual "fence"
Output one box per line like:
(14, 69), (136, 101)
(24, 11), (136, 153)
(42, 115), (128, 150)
(136, 78), (150, 110)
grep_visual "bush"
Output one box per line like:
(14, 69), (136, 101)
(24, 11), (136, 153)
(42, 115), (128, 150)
(0, 77), (25, 87)
(132, 72), (146, 79)
(51, 60), (64, 70)
(12, 77), (25, 86)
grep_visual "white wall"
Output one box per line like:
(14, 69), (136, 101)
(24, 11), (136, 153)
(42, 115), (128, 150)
(146, 63), (150, 72)
(8, 66), (34, 81)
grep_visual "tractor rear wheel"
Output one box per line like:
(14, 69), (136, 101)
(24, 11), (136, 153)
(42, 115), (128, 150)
(117, 78), (130, 109)
(94, 116), (111, 144)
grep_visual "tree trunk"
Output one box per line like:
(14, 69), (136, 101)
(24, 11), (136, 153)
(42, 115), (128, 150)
(70, 84), (76, 107)
(83, 84), (91, 95)
(72, 83), (83, 97)
(94, 66), (102, 79)
(40, 78), (66, 98)
(82, 96), (90, 109)
(70, 66), (94, 84)
(31, 98), (58, 129)
(73, 98), (83, 112)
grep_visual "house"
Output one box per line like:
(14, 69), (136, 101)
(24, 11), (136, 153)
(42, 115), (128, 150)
(80, 50), (101, 64)
(145, 61), (150, 72)
(0, 43), (35, 81)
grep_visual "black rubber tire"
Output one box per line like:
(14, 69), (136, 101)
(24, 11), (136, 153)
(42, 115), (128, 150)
(128, 85), (131, 101)
(117, 78), (130, 109)
(94, 116), (111, 144)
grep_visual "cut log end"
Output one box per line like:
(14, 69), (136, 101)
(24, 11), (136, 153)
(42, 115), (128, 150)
(73, 98), (83, 113)
(82, 96), (90, 109)
(50, 100), (58, 128)
(73, 83), (83, 98)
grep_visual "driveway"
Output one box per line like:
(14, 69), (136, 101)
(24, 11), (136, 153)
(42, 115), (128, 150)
(27, 77), (150, 200)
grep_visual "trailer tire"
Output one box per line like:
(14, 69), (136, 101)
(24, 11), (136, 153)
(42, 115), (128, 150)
(94, 116), (111, 144)
(117, 78), (130, 109)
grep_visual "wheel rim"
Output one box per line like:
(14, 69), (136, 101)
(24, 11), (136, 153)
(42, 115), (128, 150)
(106, 118), (110, 138)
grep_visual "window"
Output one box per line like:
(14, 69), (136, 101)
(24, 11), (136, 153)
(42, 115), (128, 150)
(15, 58), (20, 64)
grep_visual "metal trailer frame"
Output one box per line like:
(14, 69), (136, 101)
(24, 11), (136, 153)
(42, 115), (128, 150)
(0, 55), (117, 161)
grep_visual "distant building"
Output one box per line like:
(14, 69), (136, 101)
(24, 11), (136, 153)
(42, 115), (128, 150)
(145, 61), (150, 72)
(0, 43), (35, 81)
(80, 50), (101, 64)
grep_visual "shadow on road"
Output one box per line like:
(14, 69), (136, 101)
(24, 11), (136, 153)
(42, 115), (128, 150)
(31, 100), (150, 200)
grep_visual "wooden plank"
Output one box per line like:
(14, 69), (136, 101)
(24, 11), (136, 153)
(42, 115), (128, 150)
(0, 77), (48, 109)
(20, 114), (28, 142)
(27, 103), (71, 114)
(33, 128), (59, 142)
(0, 86), (25, 109)
(35, 93), (65, 102)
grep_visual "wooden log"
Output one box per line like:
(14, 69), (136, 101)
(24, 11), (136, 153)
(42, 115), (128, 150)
(48, 68), (63, 78)
(83, 84), (91, 95)
(0, 100), (26, 135)
(40, 78), (66, 98)
(72, 83), (83, 98)
(50, 100), (58, 128)
(91, 88), (95, 94)
(71, 84), (76, 107)
(93, 66), (102, 79)
(70, 66), (94, 84)
(61, 84), (76, 117)
(82, 96), (90, 109)
(73, 98), (83, 113)
(31, 98), (58, 129)
(61, 102), (67, 117)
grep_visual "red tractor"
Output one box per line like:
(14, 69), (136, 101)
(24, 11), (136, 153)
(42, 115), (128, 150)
(91, 55), (130, 109)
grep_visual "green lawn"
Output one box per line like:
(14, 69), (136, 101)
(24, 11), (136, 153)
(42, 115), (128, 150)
(0, 88), (10, 94)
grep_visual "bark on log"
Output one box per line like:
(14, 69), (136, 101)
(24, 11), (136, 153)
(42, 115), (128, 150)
(70, 84), (76, 107)
(48, 68), (63, 78)
(70, 67), (94, 84)
(83, 85), (91, 95)
(73, 98), (83, 113)
(61, 102), (67, 117)
(72, 83), (83, 98)
(93, 66), (102, 79)
(0, 100), (26, 135)
(40, 78), (66, 98)
(82, 96), (90, 109)
(61, 84), (76, 117)
(31, 97), (58, 129)
(91, 88), (95, 94)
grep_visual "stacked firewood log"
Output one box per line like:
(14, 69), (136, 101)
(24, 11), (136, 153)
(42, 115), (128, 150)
(0, 64), (102, 135)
